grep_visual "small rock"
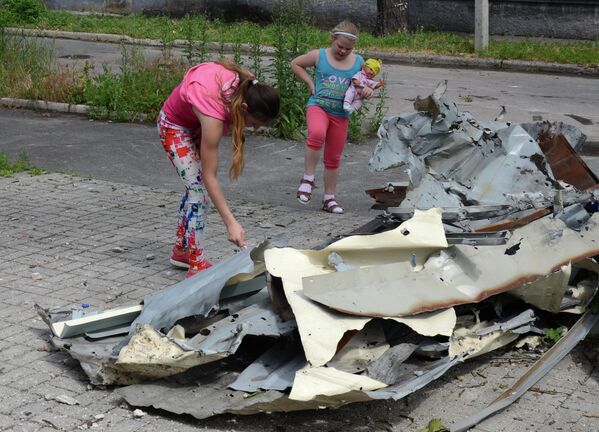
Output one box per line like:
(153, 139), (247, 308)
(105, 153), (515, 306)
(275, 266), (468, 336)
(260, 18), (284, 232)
(93, 414), (105, 421)
(259, 222), (274, 229)
(31, 273), (44, 280)
(132, 409), (146, 418)
(55, 395), (80, 405)
(145, 254), (155, 261)
(111, 247), (124, 253)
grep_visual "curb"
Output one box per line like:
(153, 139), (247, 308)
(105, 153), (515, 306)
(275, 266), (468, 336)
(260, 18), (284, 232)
(0, 97), (151, 122)
(7, 27), (599, 77)
(0, 97), (90, 114)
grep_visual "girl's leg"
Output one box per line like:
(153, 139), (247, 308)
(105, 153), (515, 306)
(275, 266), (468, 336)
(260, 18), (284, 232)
(158, 121), (211, 274)
(304, 106), (329, 174)
(174, 191), (189, 250)
(321, 114), (350, 214)
(297, 106), (329, 203)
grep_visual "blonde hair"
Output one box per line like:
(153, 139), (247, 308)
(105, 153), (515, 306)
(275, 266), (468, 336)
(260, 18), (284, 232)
(217, 60), (280, 180)
(331, 21), (359, 40)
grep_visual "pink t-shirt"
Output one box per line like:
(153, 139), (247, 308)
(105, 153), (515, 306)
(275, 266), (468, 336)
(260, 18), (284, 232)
(162, 62), (240, 133)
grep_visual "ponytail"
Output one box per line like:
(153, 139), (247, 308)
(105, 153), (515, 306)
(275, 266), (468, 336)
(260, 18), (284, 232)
(228, 79), (252, 180)
(218, 61), (280, 181)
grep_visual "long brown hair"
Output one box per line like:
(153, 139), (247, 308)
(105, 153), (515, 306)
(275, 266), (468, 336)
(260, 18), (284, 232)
(218, 60), (280, 180)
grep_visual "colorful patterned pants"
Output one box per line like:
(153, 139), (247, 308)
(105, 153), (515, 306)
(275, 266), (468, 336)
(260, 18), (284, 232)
(157, 112), (208, 265)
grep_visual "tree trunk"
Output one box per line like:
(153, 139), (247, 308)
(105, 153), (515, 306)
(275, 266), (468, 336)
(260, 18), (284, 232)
(374, 0), (409, 36)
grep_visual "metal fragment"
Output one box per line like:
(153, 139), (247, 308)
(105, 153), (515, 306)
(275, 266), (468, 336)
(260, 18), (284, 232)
(451, 311), (599, 432)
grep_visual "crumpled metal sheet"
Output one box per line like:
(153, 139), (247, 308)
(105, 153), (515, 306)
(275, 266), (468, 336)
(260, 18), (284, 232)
(327, 320), (390, 373)
(511, 258), (599, 313)
(367, 85), (597, 238)
(229, 340), (305, 392)
(42, 244), (293, 385)
(289, 366), (387, 401)
(508, 264), (571, 313)
(125, 250), (254, 337)
(303, 214), (599, 317)
(184, 298), (297, 355)
(50, 305), (142, 339)
(264, 209), (456, 367)
(368, 355), (464, 401)
(111, 298), (296, 384)
(368, 83), (565, 214)
(51, 336), (128, 385)
(521, 120), (587, 153)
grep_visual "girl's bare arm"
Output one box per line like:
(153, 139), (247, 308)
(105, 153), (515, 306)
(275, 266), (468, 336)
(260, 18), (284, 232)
(291, 50), (319, 95)
(194, 107), (245, 247)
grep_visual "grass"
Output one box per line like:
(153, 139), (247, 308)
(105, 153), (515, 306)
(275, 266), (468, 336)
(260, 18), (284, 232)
(544, 326), (565, 345)
(6, 10), (599, 66)
(0, 151), (45, 176)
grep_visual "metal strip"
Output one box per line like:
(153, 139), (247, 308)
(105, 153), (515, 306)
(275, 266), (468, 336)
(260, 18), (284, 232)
(451, 311), (599, 432)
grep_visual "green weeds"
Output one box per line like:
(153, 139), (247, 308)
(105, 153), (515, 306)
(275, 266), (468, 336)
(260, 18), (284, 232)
(83, 45), (185, 121)
(0, 151), (45, 176)
(269, 2), (311, 140)
(417, 418), (449, 432)
(1, 0), (46, 24)
(544, 326), (566, 345)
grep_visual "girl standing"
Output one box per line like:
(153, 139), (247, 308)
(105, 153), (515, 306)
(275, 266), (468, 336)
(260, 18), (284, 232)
(291, 21), (372, 214)
(158, 60), (280, 278)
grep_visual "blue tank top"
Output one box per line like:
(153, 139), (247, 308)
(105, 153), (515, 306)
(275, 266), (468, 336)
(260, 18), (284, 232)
(307, 49), (363, 118)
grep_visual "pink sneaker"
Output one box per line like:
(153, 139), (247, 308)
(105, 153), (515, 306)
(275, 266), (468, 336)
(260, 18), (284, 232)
(186, 259), (214, 278)
(169, 246), (190, 269)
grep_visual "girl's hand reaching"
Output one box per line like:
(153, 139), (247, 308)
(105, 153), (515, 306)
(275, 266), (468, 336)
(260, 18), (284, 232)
(226, 219), (246, 248)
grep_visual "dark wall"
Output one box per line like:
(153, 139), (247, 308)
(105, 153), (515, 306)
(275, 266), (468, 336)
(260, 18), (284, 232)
(409, 0), (599, 40)
(44, 0), (377, 30)
(44, 0), (599, 39)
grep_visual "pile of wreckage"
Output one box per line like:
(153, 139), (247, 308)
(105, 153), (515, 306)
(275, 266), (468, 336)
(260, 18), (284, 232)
(37, 82), (599, 431)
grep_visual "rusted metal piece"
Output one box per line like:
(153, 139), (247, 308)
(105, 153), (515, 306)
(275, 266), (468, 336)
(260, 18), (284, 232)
(366, 182), (408, 208)
(472, 208), (552, 232)
(536, 130), (599, 191)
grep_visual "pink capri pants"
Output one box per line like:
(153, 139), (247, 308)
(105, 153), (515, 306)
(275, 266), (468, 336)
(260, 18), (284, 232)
(306, 105), (349, 169)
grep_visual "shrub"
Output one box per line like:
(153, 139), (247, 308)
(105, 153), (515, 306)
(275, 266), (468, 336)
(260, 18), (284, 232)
(1, 0), (47, 24)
